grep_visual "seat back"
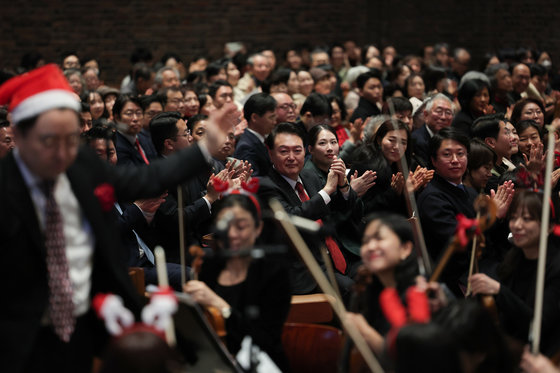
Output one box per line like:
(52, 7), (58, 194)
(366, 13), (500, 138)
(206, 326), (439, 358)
(286, 293), (335, 324)
(282, 322), (343, 373)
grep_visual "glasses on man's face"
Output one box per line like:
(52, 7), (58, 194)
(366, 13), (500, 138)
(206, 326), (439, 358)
(168, 99), (185, 106)
(433, 108), (453, 117)
(278, 103), (297, 111)
(122, 110), (144, 118)
(37, 132), (81, 149)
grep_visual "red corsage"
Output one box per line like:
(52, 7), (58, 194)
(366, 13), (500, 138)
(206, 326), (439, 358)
(94, 183), (115, 212)
(455, 214), (480, 247)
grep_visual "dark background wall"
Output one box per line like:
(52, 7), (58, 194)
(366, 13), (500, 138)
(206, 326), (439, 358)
(2, 0), (558, 85)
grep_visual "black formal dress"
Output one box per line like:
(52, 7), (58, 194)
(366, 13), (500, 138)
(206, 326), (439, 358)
(198, 255), (292, 371)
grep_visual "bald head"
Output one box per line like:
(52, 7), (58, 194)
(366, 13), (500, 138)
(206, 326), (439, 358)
(271, 92), (297, 123)
(512, 63), (530, 94)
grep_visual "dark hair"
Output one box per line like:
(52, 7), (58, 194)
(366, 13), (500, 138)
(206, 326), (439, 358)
(356, 70), (382, 90)
(300, 92), (331, 117)
(157, 86), (182, 106)
(394, 323), (462, 373)
(149, 111), (182, 155)
(112, 94), (142, 119)
(384, 96), (413, 114)
(205, 61), (226, 81)
(327, 94), (347, 121)
(262, 68), (292, 94)
(187, 114), (208, 132)
(373, 119), (412, 163)
(80, 102), (90, 113)
(212, 193), (262, 229)
(131, 62), (153, 83)
(265, 122), (306, 149)
(363, 213), (418, 294)
(472, 113), (505, 141)
(140, 94), (164, 111)
(429, 127), (470, 160)
(433, 300), (513, 373)
(243, 93), (277, 122)
(457, 79), (490, 113)
(530, 63), (547, 78)
(514, 119), (542, 140)
(467, 138), (496, 171)
(404, 73), (424, 98)
(308, 124), (338, 149)
(86, 91), (110, 119)
(510, 98), (545, 125)
(82, 124), (116, 146)
(208, 80), (232, 99)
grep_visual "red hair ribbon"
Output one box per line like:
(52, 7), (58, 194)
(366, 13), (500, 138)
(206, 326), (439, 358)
(379, 286), (431, 359)
(455, 214), (480, 247)
(210, 177), (261, 218)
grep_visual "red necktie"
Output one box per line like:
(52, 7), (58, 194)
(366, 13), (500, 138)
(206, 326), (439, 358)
(295, 181), (347, 274)
(42, 180), (75, 342)
(135, 138), (150, 165)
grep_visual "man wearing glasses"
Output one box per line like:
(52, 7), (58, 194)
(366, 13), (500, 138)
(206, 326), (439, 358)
(113, 94), (157, 166)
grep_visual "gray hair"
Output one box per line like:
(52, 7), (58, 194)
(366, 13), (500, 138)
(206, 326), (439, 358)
(154, 66), (179, 86)
(424, 93), (453, 112)
(363, 115), (390, 144)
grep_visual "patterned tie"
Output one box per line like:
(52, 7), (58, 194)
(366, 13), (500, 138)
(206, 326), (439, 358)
(295, 181), (347, 274)
(135, 138), (150, 165)
(41, 180), (75, 342)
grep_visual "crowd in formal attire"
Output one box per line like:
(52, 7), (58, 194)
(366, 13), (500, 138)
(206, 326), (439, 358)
(2, 41), (560, 372)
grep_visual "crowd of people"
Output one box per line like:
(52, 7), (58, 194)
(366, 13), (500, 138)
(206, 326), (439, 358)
(2, 41), (560, 372)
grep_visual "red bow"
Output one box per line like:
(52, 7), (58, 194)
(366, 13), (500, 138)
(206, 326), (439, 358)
(211, 177), (230, 193)
(455, 214), (480, 247)
(94, 183), (115, 212)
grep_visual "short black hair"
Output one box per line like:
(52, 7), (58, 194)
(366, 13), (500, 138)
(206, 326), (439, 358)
(384, 96), (413, 114)
(467, 138), (496, 172)
(82, 124), (116, 145)
(149, 111), (182, 155)
(300, 92), (331, 117)
(265, 122), (306, 149)
(112, 94), (142, 119)
(472, 113), (505, 141)
(429, 127), (470, 160)
(356, 69), (382, 90)
(243, 93), (277, 122)
(140, 94), (164, 111)
(187, 114), (208, 132)
(208, 80), (232, 100)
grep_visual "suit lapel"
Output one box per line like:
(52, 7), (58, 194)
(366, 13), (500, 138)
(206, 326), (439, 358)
(4, 153), (45, 255)
(269, 169), (301, 206)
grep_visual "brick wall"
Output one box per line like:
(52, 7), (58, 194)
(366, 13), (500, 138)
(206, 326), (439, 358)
(1, 0), (558, 85)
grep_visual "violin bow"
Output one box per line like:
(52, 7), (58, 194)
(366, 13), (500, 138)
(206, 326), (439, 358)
(270, 199), (385, 373)
(387, 101), (432, 276)
(154, 246), (177, 346)
(531, 123), (556, 354)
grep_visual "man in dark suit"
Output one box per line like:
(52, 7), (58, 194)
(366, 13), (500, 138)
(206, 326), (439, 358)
(417, 128), (477, 296)
(257, 122), (356, 295)
(234, 92), (277, 176)
(149, 111), (217, 262)
(411, 93), (454, 167)
(0, 64), (238, 373)
(113, 94), (158, 167)
(348, 70), (383, 123)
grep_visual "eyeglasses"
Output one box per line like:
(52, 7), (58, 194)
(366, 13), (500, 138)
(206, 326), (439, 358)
(438, 150), (467, 161)
(433, 108), (453, 117)
(37, 132), (81, 149)
(278, 103), (297, 111)
(122, 110), (144, 118)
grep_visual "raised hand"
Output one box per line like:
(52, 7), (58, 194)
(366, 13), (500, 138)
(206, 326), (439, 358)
(350, 170), (377, 197)
(490, 180), (515, 219)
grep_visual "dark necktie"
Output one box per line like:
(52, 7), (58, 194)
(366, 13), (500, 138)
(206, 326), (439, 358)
(135, 138), (150, 165)
(41, 180), (75, 342)
(295, 181), (347, 274)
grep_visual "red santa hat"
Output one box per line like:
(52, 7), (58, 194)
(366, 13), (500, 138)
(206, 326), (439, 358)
(0, 64), (81, 124)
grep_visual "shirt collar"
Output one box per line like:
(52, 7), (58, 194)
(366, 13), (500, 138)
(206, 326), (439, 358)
(246, 128), (265, 143)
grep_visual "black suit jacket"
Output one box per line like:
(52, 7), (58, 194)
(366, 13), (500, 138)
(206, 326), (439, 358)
(257, 168), (355, 294)
(411, 124), (431, 168)
(417, 174), (478, 295)
(115, 131), (157, 166)
(0, 144), (209, 372)
(233, 130), (271, 176)
(349, 96), (381, 123)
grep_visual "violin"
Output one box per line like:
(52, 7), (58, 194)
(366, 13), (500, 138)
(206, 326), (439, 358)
(188, 244), (227, 341)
